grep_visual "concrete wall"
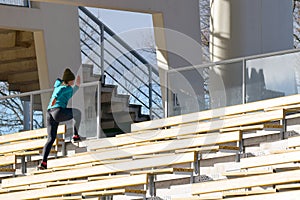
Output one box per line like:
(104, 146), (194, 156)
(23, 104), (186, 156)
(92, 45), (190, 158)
(209, 0), (293, 107)
(0, 2), (81, 88)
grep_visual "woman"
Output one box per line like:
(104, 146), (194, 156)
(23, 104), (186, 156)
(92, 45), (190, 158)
(39, 68), (81, 170)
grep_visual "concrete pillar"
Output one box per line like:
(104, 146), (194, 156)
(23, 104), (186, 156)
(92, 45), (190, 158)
(36, 2), (82, 86)
(209, 0), (293, 107)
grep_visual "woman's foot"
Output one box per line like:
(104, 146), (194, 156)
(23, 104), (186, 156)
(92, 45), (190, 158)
(38, 161), (47, 170)
(72, 135), (81, 142)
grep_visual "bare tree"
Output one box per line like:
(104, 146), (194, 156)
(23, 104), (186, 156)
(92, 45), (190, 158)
(0, 82), (43, 134)
(293, 0), (300, 48)
(0, 82), (24, 134)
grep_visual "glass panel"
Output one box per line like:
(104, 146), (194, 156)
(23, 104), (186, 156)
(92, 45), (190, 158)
(246, 51), (300, 103)
(167, 67), (207, 117)
(72, 84), (98, 139)
(167, 61), (243, 116)
(207, 61), (244, 109)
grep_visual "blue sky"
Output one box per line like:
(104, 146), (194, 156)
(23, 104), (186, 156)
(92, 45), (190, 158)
(88, 7), (155, 49)
(88, 8), (153, 33)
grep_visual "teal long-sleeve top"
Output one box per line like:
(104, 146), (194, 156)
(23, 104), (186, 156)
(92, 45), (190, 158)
(47, 79), (79, 110)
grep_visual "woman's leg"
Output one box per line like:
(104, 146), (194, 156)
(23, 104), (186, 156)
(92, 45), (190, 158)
(41, 111), (59, 162)
(52, 108), (81, 135)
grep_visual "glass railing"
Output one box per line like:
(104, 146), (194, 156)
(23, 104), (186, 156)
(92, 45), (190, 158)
(0, 0), (30, 7)
(167, 48), (300, 116)
(0, 81), (102, 140)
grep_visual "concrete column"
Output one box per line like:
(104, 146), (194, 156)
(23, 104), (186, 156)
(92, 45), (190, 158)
(37, 2), (82, 86)
(209, 0), (293, 107)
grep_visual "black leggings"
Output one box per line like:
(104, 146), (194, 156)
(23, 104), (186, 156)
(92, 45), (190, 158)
(42, 107), (81, 162)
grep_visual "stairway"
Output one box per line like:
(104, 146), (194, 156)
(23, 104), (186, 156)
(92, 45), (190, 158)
(82, 64), (150, 137)
(0, 29), (39, 93)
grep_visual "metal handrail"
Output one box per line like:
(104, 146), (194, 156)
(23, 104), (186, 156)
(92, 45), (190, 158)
(79, 6), (159, 76)
(0, 81), (103, 138)
(168, 48), (300, 73)
(79, 6), (163, 118)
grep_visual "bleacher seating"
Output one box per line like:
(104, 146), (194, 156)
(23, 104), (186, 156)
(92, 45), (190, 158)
(0, 124), (65, 174)
(0, 94), (300, 199)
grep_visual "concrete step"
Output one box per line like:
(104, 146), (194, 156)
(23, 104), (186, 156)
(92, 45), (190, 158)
(0, 42), (35, 62)
(0, 30), (16, 49)
(101, 92), (130, 104)
(103, 102), (142, 114)
(82, 64), (100, 82)
(80, 64), (151, 135)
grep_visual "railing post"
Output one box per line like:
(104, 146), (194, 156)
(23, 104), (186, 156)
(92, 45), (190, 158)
(29, 94), (34, 130)
(100, 23), (105, 86)
(148, 64), (153, 119)
(25, 0), (31, 8)
(242, 59), (246, 104)
(165, 70), (169, 118)
(96, 80), (102, 139)
(23, 100), (30, 131)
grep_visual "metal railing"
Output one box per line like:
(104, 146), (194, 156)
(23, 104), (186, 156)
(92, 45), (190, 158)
(0, 0), (30, 7)
(78, 6), (163, 119)
(0, 81), (103, 138)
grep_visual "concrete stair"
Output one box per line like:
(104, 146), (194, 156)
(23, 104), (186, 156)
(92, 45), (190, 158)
(82, 64), (150, 136)
(0, 29), (38, 93)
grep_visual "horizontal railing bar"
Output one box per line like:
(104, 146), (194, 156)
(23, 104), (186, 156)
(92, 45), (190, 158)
(0, 81), (100, 101)
(168, 48), (300, 73)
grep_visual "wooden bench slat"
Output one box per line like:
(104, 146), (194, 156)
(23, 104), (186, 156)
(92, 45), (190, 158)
(86, 109), (283, 152)
(49, 131), (240, 169)
(276, 183), (300, 190)
(40, 196), (82, 200)
(0, 168), (16, 173)
(0, 174), (148, 200)
(130, 167), (194, 175)
(0, 154), (16, 167)
(240, 149), (300, 169)
(82, 188), (146, 197)
(192, 169), (300, 195)
(221, 190), (300, 200)
(0, 138), (58, 155)
(127, 110), (284, 141)
(223, 169), (273, 177)
(131, 94), (300, 132)
(2, 152), (195, 188)
(0, 125), (65, 145)
(223, 188), (277, 197)
(220, 124), (283, 132)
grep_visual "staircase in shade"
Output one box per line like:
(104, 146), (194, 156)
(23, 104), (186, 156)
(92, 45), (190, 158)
(0, 29), (39, 93)
(82, 64), (150, 137)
